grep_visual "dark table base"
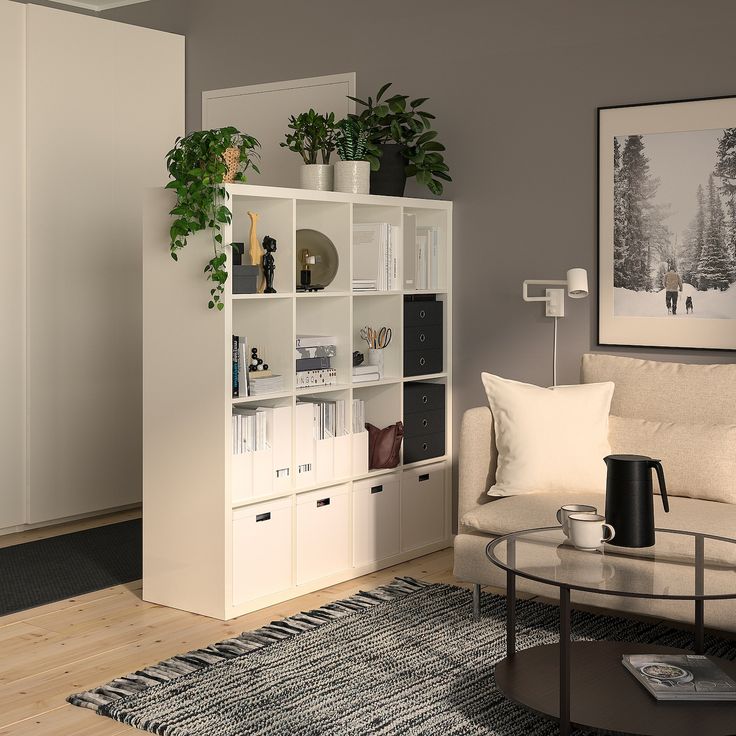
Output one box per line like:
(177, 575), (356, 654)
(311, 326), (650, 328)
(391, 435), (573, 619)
(495, 641), (736, 736)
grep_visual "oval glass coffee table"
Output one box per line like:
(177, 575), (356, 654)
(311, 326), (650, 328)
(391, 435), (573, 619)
(486, 527), (736, 736)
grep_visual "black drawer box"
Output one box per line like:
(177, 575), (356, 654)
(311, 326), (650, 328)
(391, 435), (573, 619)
(404, 408), (445, 438)
(404, 382), (445, 414)
(404, 324), (442, 351)
(404, 300), (443, 327)
(404, 349), (443, 377)
(403, 432), (445, 464)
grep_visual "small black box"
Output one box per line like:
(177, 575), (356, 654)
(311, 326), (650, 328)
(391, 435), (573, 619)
(233, 265), (259, 294)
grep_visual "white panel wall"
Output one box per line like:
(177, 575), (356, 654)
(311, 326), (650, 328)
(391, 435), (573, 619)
(0, 2), (27, 530)
(21, 6), (184, 524)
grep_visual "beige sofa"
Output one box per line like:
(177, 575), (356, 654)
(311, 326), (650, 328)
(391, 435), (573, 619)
(453, 353), (736, 632)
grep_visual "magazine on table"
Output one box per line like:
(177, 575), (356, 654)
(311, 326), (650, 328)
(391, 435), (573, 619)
(623, 654), (736, 701)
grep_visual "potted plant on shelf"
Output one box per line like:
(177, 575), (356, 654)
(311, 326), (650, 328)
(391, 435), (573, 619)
(348, 83), (451, 197)
(280, 109), (336, 191)
(333, 117), (371, 194)
(166, 127), (261, 311)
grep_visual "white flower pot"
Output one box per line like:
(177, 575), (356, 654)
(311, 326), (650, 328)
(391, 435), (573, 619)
(299, 164), (333, 191)
(334, 160), (370, 194)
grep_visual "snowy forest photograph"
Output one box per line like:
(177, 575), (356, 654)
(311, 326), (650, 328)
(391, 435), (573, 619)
(612, 125), (736, 320)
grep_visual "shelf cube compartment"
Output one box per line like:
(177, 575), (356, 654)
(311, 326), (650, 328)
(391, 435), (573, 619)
(230, 196), (294, 296)
(352, 293), (402, 382)
(295, 200), (350, 293)
(232, 297), (294, 394)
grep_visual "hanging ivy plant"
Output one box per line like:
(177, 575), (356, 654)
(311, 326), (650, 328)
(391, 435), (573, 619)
(166, 127), (261, 310)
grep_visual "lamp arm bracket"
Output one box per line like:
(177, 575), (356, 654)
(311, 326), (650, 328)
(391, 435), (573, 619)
(522, 279), (567, 302)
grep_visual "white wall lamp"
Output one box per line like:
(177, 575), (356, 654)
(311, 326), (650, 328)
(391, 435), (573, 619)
(522, 268), (589, 386)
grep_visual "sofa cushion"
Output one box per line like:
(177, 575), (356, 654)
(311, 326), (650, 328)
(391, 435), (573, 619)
(462, 491), (736, 566)
(481, 373), (614, 497)
(609, 416), (736, 504)
(581, 353), (736, 425)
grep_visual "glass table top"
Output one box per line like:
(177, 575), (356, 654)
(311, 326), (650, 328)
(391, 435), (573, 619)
(486, 527), (736, 600)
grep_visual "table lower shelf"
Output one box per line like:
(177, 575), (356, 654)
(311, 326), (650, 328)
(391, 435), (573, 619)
(495, 641), (736, 736)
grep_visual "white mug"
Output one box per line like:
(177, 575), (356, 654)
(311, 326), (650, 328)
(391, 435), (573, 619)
(556, 504), (597, 537)
(568, 513), (615, 551)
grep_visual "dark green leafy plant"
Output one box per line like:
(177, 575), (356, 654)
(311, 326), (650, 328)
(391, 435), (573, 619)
(335, 117), (369, 161)
(280, 110), (336, 165)
(348, 83), (451, 195)
(166, 127), (260, 310)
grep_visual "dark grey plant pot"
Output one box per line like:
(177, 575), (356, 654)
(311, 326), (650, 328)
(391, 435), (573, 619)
(370, 143), (407, 197)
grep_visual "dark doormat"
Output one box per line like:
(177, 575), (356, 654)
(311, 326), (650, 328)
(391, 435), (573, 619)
(0, 518), (142, 617)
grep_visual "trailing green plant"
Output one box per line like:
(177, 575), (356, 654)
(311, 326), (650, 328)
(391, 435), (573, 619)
(280, 109), (336, 165)
(166, 127), (260, 310)
(334, 117), (369, 161)
(348, 82), (451, 195)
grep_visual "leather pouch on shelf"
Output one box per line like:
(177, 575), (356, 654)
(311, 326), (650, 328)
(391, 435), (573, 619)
(366, 421), (404, 469)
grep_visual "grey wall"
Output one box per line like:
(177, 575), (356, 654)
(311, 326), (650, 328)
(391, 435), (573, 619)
(62, 0), (736, 432)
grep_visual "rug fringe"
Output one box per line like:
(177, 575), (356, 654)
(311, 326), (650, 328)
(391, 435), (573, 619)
(67, 576), (430, 714)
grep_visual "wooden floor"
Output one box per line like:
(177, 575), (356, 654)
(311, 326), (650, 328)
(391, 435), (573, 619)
(0, 512), (473, 736)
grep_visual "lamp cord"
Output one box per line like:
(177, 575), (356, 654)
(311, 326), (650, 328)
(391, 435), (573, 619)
(553, 317), (558, 388)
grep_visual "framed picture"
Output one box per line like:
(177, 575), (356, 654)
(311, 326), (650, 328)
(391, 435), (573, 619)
(598, 96), (736, 350)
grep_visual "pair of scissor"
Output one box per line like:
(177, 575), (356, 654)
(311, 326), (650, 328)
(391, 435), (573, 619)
(376, 327), (392, 349)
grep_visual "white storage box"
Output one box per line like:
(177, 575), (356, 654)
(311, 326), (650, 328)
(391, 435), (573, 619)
(314, 437), (335, 484)
(353, 474), (400, 567)
(296, 484), (350, 585)
(401, 463), (445, 551)
(231, 452), (253, 506)
(232, 497), (292, 605)
(333, 433), (351, 479)
(351, 431), (369, 475)
(251, 447), (273, 497)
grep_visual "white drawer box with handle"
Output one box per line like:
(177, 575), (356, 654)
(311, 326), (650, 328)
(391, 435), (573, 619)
(353, 474), (400, 567)
(296, 484), (350, 585)
(401, 463), (445, 552)
(232, 497), (292, 605)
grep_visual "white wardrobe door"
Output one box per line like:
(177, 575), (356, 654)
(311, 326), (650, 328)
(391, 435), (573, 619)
(26, 6), (184, 523)
(0, 1), (27, 530)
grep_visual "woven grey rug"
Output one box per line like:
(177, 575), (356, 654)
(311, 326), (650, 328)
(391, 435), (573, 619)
(69, 578), (734, 735)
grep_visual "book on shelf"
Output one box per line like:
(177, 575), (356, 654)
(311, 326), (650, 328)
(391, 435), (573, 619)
(297, 397), (349, 440)
(295, 368), (337, 389)
(352, 398), (366, 434)
(231, 407), (267, 454)
(622, 654), (736, 701)
(295, 334), (338, 349)
(414, 225), (440, 291)
(296, 356), (331, 372)
(352, 222), (400, 291)
(352, 371), (380, 383)
(248, 373), (285, 395)
(232, 335), (249, 398)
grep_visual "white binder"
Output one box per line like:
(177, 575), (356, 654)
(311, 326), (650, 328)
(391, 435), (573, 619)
(295, 402), (316, 488)
(259, 405), (292, 492)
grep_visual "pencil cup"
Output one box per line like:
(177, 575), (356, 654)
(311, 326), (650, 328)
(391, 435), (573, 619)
(367, 348), (384, 377)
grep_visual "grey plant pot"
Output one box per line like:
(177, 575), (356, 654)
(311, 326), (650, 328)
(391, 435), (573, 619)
(299, 164), (334, 191)
(334, 160), (371, 194)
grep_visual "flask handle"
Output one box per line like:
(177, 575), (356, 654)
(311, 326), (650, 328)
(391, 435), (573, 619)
(650, 459), (669, 513)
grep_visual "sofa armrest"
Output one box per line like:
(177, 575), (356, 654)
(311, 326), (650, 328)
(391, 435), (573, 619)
(458, 406), (497, 522)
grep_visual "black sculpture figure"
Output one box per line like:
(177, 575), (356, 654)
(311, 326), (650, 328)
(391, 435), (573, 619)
(262, 235), (277, 293)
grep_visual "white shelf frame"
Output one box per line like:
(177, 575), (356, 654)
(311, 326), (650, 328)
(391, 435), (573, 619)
(143, 184), (452, 620)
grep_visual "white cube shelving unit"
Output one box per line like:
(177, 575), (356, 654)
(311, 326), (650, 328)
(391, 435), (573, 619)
(143, 183), (453, 619)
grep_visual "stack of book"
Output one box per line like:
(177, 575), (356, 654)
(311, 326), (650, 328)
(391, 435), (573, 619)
(623, 654), (736, 701)
(296, 335), (337, 388)
(352, 398), (366, 434)
(353, 364), (381, 383)
(353, 222), (400, 291)
(249, 373), (285, 395)
(403, 214), (440, 290)
(231, 407), (267, 454)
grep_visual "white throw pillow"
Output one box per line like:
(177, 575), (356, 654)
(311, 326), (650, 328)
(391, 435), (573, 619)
(481, 373), (614, 497)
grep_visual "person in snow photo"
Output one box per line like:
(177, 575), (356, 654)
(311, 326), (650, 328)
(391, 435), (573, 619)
(663, 264), (683, 315)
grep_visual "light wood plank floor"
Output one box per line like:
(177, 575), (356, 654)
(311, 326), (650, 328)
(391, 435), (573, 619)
(0, 512), (476, 735)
